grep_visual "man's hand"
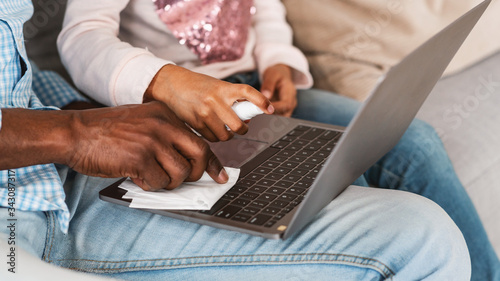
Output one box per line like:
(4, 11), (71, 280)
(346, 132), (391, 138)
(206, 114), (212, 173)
(261, 64), (297, 117)
(0, 102), (228, 191)
(144, 64), (274, 142)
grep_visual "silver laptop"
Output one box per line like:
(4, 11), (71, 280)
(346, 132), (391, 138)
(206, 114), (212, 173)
(100, 0), (490, 240)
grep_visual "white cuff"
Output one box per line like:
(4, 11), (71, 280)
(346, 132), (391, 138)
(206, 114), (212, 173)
(112, 54), (174, 105)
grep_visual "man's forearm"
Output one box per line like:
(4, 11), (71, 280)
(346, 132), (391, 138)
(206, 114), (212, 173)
(0, 108), (74, 170)
(0, 102), (228, 190)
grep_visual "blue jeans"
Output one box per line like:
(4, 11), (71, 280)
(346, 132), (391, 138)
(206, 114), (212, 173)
(293, 89), (500, 281)
(230, 71), (499, 280)
(2, 166), (468, 280)
(1, 88), (479, 280)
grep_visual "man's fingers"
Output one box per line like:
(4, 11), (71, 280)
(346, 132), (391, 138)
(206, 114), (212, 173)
(165, 126), (212, 182)
(170, 131), (227, 184)
(131, 178), (150, 190)
(174, 139), (210, 182)
(132, 159), (172, 191)
(155, 144), (193, 189)
(205, 151), (228, 184)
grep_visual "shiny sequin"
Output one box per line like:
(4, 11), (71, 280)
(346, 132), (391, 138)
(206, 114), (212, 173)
(153, 0), (254, 64)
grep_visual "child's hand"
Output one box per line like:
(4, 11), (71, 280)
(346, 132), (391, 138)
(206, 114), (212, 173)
(260, 64), (297, 117)
(144, 64), (274, 142)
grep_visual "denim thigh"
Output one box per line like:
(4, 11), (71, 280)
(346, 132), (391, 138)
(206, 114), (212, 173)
(6, 167), (467, 281)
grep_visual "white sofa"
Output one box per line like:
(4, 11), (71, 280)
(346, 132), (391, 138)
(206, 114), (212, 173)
(416, 51), (500, 254)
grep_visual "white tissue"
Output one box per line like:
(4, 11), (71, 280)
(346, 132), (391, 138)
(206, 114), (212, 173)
(120, 167), (240, 210)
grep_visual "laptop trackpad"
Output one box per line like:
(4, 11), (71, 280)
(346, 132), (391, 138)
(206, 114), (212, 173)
(208, 138), (268, 168)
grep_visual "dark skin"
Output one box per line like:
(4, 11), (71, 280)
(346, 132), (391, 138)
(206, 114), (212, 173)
(260, 64), (298, 117)
(0, 64), (289, 191)
(145, 64), (276, 142)
(145, 63), (297, 142)
(0, 101), (228, 191)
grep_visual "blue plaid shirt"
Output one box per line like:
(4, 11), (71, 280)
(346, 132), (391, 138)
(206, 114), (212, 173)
(1, 0), (88, 233)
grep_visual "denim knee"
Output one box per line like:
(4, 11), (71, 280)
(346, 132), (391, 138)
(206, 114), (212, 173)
(378, 118), (453, 182)
(385, 191), (471, 280)
(403, 118), (444, 153)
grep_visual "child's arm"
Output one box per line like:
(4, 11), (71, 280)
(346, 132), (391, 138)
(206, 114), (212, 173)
(57, 0), (171, 107)
(58, 0), (274, 142)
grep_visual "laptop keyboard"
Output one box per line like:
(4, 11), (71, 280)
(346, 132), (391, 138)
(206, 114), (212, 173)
(199, 125), (343, 228)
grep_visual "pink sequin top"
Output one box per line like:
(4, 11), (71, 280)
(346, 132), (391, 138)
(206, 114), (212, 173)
(154, 0), (254, 65)
(58, 0), (313, 106)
